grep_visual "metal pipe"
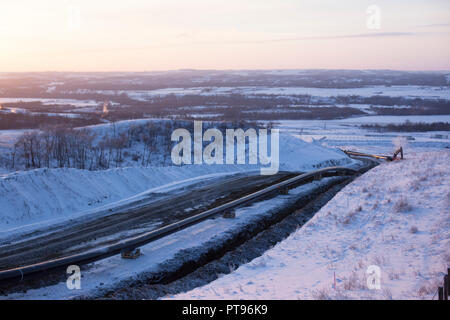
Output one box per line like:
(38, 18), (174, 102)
(0, 166), (357, 281)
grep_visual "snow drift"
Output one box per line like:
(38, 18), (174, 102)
(0, 134), (352, 230)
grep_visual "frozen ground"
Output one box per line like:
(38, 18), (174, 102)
(169, 150), (450, 300)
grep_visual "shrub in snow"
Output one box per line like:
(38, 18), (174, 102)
(409, 226), (419, 234)
(388, 272), (400, 280)
(342, 271), (365, 290)
(131, 153), (140, 161)
(417, 278), (442, 297)
(382, 288), (393, 300)
(342, 206), (362, 225)
(312, 288), (331, 300)
(372, 255), (387, 266)
(394, 197), (412, 213)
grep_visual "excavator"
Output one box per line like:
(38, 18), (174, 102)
(341, 146), (403, 162)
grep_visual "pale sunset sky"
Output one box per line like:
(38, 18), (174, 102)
(1, 0), (449, 71)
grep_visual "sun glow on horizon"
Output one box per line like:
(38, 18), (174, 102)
(1, 0), (449, 72)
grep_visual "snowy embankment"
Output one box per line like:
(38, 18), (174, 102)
(0, 134), (352, 231)
(170, 150), (450, 300)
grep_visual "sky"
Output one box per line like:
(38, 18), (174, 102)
(1, 0), (449, 72)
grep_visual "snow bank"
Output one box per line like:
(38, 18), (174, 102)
(170, 150), (450, 300)
(278, 134), (352, 172)
(0, 166), (233, 230)
(0, 134), (351, 230)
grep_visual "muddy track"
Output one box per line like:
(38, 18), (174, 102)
(0, 172), (296, 270)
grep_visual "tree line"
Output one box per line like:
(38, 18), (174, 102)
(5, 120), (265, 171)
(8, 122), (170, 170)
(361, 121), (450, 132)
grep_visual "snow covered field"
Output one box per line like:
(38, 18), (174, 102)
(0, 98), (97, 107)
(274, 117), (450, 153)
(70, 85), (450, 101)
(169, 150), (450, 300)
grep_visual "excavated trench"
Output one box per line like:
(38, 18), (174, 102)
(92, 176), (357, 299)
(0, 159), (377, 298)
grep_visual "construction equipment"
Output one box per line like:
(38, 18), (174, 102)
(392, 146), (403, 160)
(341, 147), (403, 162)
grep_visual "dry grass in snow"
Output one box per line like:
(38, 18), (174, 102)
(169, 150), (450, 300)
